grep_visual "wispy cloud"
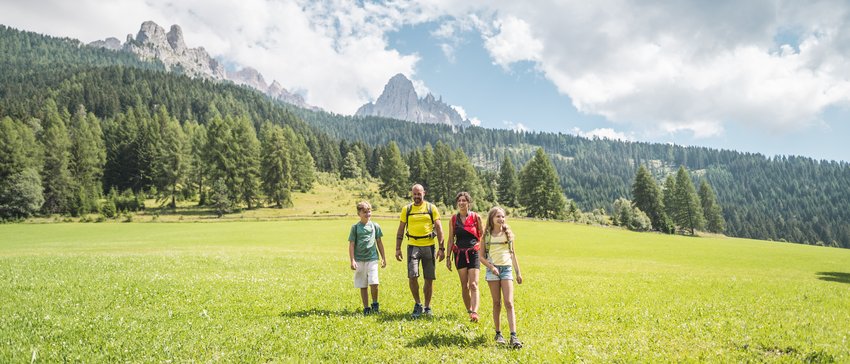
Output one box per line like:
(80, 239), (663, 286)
(571, 127), (633, 141)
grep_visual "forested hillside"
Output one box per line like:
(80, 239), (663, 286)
(1, 24), (849, 248)
(293, 109), (850, 248)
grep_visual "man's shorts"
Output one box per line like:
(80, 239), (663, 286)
(354, 260), (379, 288)
(485, 264), (513, 281)
(407, 245), (436, 280)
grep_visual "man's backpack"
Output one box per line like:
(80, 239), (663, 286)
(403, 202), (436, 240)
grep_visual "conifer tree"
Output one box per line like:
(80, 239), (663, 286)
(699, 179), (725, 233)
(662, 174), (677, 220)
(341, 149), (362, 180)
(39, 99), (74, 214)
(0, 117), (44, 219)
(232, 116), (261, 208)
(259, 123), (292, 208)
(183, 120), (207, 204)
(632, 165), (666, 231)
(673, 166), (704, 235)
(429, 141), (453, 204)
(283, 126), (316, 192)
(379, 141), (409, 198)
(519, 148), (566, 219)
(151, 106), (186, 208)
(497, 154), (519, 208)
(68, 105), (106, 214)
(204, 113), (237, 209)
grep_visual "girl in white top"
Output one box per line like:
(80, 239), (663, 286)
(480, 206), (523, 348)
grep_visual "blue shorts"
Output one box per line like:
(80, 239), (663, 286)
(485, 265), (513, 281)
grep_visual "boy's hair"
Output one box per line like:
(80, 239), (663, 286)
(356, 201), (372, 213)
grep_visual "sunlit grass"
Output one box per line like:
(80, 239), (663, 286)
(2, 219), (849, 362)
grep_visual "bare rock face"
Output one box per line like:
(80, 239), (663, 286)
(88, 21), (315, 109)
(356, 73), (470, 127)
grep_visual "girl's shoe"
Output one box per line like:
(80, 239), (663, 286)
(469, 312), (479, 322)
(509, 334), (523, 349)
(494, 332), (506, 344)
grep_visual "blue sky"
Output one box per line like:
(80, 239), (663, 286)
(1, 1), (848, 162)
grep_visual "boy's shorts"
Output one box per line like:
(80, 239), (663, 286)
(354, 260), (379, 288)
(407, 245), (436, 280)
(485, 265), (513, 281)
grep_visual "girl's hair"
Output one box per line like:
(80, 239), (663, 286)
(356, 201), (371, 213)
(484, 206), (514, 242)
(455, 191), (472, 204)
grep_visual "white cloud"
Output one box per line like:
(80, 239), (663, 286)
(571, 127), (634, 141)
(451, 105), (481, 126)
(470, 1), (850, 138)
(503, 121), (528, 132)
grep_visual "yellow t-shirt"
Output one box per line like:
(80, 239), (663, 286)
(486, 234), (512, 266)
(400, 202), (440, 247)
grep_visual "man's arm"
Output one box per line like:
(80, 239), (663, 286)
(395, 222), (406, 261)
(434, 219), (445, 262)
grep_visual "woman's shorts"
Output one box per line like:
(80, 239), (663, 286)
(453, 249), (480, 270)
(354, 260), (379, 288)
(485, 265), (513, 281)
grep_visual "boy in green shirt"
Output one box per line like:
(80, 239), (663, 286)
(348, 201), (387, 315)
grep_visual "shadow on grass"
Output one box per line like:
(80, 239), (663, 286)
(279, 308), (360, 318)
(816, 272), (850, 284)
(406, 332), (487, 348)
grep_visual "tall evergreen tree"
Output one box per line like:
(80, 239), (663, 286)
(39, 99), (74, 214)
(232, 116), (261, 208)
(150, 106), (186, 208)
(379, 141), (409, 198)
(204, 113), (238, 210)
(519, 148), (566, 219)
(673, 166), (704, 235)
(0, 117), (44, 219)
(259, 123), (292, 208)
(632, 165), (666, 231)
(497, 154), (519, 208)
(429, 141), (453, 204)
(68, 105), (106, 214)
(341, 149), (363, 179)
(662, 174), (677, 220)
(699, 179), (725, 233)
(183, 120), (207, 204)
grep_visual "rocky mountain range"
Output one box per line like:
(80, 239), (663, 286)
(88, 21), (311, 109)
(356, 74), (471, 128)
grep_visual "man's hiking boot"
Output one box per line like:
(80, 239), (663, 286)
(509, 334), (523, 349)
(423, 307), (433, 317)
(411, 303), (423, 318)
(494, 332), (506, 344)
(363, 307), (372, 315)
(469, 312), (479, 322)
(370, 302), (380, 314)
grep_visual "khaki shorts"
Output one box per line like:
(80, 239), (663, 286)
(354, 260), (379, 288)
(407, 245), (436, 280)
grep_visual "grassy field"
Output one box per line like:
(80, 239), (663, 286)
(2, 218), (849, 362)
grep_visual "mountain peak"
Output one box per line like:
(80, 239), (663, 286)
(355, 74), (470, 127)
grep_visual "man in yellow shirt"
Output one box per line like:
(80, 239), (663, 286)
(395, 184), (445, 318)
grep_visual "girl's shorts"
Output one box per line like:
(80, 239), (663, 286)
(485, 265), (513, 281)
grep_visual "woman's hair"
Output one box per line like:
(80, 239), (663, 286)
(455, 191), (472, 204)
(484, 206), (514, 242)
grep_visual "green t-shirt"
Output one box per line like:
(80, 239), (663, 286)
(348, 221), (383, 262)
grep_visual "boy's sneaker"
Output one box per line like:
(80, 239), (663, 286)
(411, 303), (423, 318)
(363, 307), (372, 315)
(423, 307), (433, 317)
(370, 302), (380, 314)
(494, 332), (506, 344)
(509, 334), (523, 349)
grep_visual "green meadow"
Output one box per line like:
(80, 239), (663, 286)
(2, 219), (849, 362)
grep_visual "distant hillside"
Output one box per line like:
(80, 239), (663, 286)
(1, 23), (849, 249)
(293, 108), (850, 248)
